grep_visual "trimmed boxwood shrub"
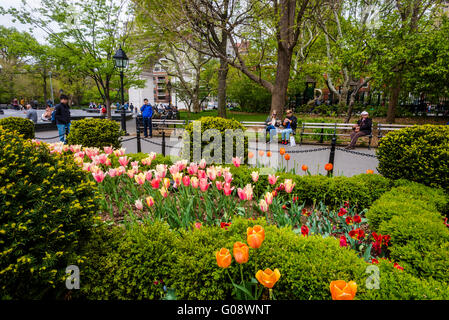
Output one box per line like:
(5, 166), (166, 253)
(0, 127), (98, 299)
(376, 125), (449, 189)
(0, 116), (35, 139)
(80, 222), (179, 299)
(230, 165), (392, 209)
(67, 118), (123, 149)
(183, 116), (248, 164)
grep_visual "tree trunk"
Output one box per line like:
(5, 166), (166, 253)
(386, 73), (402, 123)
(345, 95), (356, 123)
(270, 47), (292, 116)
(217, 30), (228, 118)
(42, 71), (48, 104)
(339, 87), (348, 107)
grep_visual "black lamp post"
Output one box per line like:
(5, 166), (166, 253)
(113, 45), (129, 135)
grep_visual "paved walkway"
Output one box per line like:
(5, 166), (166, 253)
(33, 117), (379, 177)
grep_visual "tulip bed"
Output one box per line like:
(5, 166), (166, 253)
(4, 137), (449, 300)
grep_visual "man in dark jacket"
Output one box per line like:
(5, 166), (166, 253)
(140, 98), (153, 138)
(54, 94), (71, 144)
(346, 111), (372, 149)
(280, 109), (297, 145)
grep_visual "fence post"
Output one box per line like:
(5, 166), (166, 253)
(319, 128), (324, 143)
(136, 116), (141, 153)
(162, 131), (166, 156)
(327, 126), (337, 176)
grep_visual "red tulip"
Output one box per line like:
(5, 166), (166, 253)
(301, 225), (309, 237)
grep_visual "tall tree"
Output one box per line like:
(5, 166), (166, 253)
(2, 0), (144, 118)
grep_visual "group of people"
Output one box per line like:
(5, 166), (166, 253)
(265, 109), (372, 148)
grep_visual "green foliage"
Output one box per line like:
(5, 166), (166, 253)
(230, 165), (392, 209)
(183, 116), (248, 164)
(0, 117), (35, 139)
(81, 222), (179, 299)
(67, 118), (123, 149)
(367, 183), (449, 283)
(359, 260), (449, 300)
(376, 125), (449, 190)
(0, 127), (98, 299)
(128, 153), (174, 167)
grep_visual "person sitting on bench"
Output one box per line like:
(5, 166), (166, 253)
(265, 110), (279, 142)
(280, 109), (297, 145)
(345, 111), (372, 149)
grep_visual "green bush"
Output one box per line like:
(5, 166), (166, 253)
(230, 165), (392, 209)
(376, 125), (449, 189)
(0, 127), (98, 299)
(183, 116), (247, 164)
(66, 118), (123, 149)
(0, 117), (35, 139)
(367, 183), (448, 231)
(81, 222), (179, 299)
(359, 260), (449, 300)
(80, 216), (449, 300)
(128, 153), (174, 168)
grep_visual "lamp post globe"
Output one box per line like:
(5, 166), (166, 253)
(113, 45), (129, 135)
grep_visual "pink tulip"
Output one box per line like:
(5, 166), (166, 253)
(223, 171), (233, 184)
(199, 158), (207, 169)
(159, 187), (168, 198)
(237, 188), (246, 200)
(284, 179), (295, 193)
(259, 199), (268, 212)
(215, 181), (223, 190)
(151, 178), (160, 189)
(340, 235), (348, 247)
(104, 158), (112, 166)
(146, 196), (154, 207)
(198, 169), (207, 180)
(145, 171), (153, 181)
(199, 178), (210, 192)
(74, 156), (84, 166)
(251, 171), (259, 183)
(169, 165), (179, 175)
(113, 148), (126, 157)
(187, 163), (198, 175)
(206, 167), (217, 181)
(243, 184), (253, 201)
(107, 168), (117, 177)
(116, 166), (126, 176)
(268, 174), (278, 185)
(127, 169), (135, 179)
(156, 164), (167, 178)
(172, 172), (183, 186)
(103, 146), (114, 154)
(190, 176), (199, 188)
(92, 170), (105, 183)
(134, 173), (146, 185)
(264, 192), (273, 205)
(194, 222), (202, 230)
(182, 175), (190, 186)
(223, 183), (234, 196)
(163, 178), (171, 189)
(232, 157), (241, 167)
(118, 156), (129, 167)
(135, 199), (143, 210)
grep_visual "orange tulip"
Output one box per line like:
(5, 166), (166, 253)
(258, 150), (264, 157)
(366, 169), (374, 174)
(284, 154), (290, 161)
(248, 151), (254, 159)
(247, 225), (265, 249)
(325, 163), (333, 171)
(266, 151), (272, 157)
(279, 148), (286, 155)
(216, 248), (232, 268)
(255, 268), (281, 289)
(302, 165), (308, 171)
(233, 242), (249, 264)
(329, 280), (357, 300)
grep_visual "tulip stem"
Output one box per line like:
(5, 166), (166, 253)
(240, 264), (244, 285)
(225, 269), (234, 285)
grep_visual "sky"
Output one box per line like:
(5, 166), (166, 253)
(1, 0), (51, 43)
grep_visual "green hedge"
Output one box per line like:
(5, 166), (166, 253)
(367, 182), (449, 283)
(67, 118), (123, 149)
(230, 165), (392, 209)
(0, 127), (98, 299)
(376, 125), (449, 190)
(80, 217), (449, 300)
(0, 117), (35, 139)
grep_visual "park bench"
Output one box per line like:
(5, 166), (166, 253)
(240, 121), (266, 128)
(377, 123), (413, 139)
(300, 122), (372, 149)
(136, 116), (186, 135)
